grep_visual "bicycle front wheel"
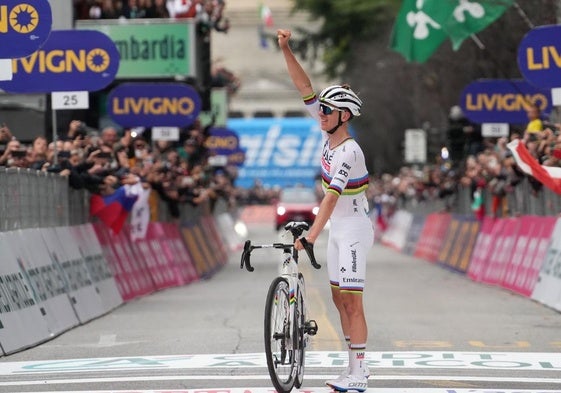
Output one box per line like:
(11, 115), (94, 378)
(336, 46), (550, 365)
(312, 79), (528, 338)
(264, 276), (296, 393)
(293, 273), (306, 388)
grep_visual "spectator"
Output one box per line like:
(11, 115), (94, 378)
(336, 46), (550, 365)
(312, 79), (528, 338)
(523, 103), (544, 141)
(146, 0), (170, 17)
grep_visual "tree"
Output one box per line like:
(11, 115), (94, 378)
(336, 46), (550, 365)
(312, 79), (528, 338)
(289, 0), (558, 174)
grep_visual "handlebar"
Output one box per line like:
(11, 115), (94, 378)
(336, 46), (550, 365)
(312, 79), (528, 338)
(240, 221), (321, 272)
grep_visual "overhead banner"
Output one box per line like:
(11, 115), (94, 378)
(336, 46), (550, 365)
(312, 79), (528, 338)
(518, 24), (561, 89)
(228, 117), (322, 188)
(205, 127), (245, 167)
(0, 0), (52, 59)
(460, 79), (552, 124)
(107, 83), (201, 127)
(76, 20), (196, 79)
(0, 29), (120, 93)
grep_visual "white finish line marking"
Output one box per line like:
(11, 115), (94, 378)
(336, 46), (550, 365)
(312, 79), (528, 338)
(2, 351), (561, 375)
(11, 389), (561, 393)
(2, 374), (561, 387)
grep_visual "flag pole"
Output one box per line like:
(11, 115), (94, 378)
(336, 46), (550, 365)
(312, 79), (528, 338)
(469, 34), (485, 50)
(513, 2), (534, 29)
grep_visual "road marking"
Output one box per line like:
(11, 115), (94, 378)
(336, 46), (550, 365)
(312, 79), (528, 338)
(3, 374), (561, 386)
(2, 352), (560, 374)
(12, 390), (561, 393)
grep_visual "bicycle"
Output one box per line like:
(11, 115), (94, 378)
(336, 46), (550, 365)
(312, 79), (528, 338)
(240, 221), (321, 393)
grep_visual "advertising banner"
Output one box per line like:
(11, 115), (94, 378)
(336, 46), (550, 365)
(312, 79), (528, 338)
(413, 213), (451, 262)
(107, 83), (201, 128)
(206, 127), (245, 167)
(459, 79), (552, 124)
(6, 229), (79, 336)
(402, 214), (426, 256)
(531, 217), (561, 311)
(438, 215), (480, 273)
(381, 210), (413, 251)
(502, 216), (555, 296)
(517, 25), (561, 89)
(0, 0), (52, 59)
(228, 118), (322, 188)
(70, 224), (123, 311)
(0, 231), (51, 355)
(77, 20), (196, 79)
(481, 218), (521, 286)
(0, 29), (120, 93)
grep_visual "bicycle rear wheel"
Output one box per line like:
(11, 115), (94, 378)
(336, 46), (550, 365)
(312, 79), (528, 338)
(294, 273), (306, 388)
(264, 276), (296, 393)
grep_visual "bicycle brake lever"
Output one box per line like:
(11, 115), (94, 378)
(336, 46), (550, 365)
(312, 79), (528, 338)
(240, 240), (254, 272)
(299, 237), (321, 269)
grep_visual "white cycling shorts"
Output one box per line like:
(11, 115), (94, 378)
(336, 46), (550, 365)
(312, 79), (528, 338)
(327, 216), (374, 294)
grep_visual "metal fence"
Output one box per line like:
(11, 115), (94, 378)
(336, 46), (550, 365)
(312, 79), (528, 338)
(0, 167), (89, 231)
(401, 177), (561, 217)
(0, 168), (216, 233)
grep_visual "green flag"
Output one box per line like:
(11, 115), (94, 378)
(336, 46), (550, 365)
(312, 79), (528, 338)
(427, 0), (514, 50)
(390, 0), (448, 63)
(390, 0), (514, 62)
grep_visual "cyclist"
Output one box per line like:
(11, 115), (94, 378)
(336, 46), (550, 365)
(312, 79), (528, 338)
(277, 29), (373, 392)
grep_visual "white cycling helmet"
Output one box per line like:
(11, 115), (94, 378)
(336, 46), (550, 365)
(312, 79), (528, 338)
(319, 84), (362, 117)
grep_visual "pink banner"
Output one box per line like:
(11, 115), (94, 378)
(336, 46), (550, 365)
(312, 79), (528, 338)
(481, 218), (521, 285)
(467, 217), (504, 282)
(503, 216), (556, 296)
(413, 213), (451, 262)
(161, 223), (199, 284)
(93, 223), (135, 301)
(130, 224), (179, 290)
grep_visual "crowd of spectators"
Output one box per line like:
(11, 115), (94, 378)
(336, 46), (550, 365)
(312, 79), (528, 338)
(2, 102), (560, 225)
(74, 0), (230, 33)
(0, 120), (238, 219)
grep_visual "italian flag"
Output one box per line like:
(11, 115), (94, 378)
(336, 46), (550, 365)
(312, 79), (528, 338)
(260, 4), (274, 27)
(507, 138), (561, 195)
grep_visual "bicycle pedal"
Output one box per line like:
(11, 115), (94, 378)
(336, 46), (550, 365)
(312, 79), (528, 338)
(305, 320), (318, 336)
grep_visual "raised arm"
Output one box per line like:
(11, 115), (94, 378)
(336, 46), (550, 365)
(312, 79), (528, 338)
(277, 29), (315, 99)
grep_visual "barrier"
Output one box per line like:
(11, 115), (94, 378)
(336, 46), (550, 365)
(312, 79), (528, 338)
(69, 224), (123, 311)
(437, 216), (480, 273)
(467, 217), (505, 282)
(215, 212), (244, 251)
(402, 213), (426, 256)
(160, 223), (199, 285)
(413, 213), (451, 262)
(532, 218), (561, 312)
(5, 229), (79, 336)
(380, 210), (413, 251)
(501, 216), (555, 296)
(0, 212), (231, 355)
(0, 232), (52, 355)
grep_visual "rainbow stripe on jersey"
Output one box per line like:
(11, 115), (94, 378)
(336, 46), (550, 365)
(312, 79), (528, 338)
(322, 171), (369, 196)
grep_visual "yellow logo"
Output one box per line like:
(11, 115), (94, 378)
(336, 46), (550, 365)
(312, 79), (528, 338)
(0, 3), (39, 34)
(112, 97), (197, 116)
(465, 93), (548, 112)
(12, 49), (111, 74)
(525, 46), (561, 70)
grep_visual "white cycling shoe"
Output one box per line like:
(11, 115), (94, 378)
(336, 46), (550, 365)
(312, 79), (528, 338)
(326, 374), (368, 392)
(326, 366), (369, 392)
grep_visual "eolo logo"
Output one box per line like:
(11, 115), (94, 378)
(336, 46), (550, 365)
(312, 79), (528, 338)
(0, 3), (40, 34)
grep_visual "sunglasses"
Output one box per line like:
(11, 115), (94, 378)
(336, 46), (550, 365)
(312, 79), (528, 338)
(319, 103), (343, 115)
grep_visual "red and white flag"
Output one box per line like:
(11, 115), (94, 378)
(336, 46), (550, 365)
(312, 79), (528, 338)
(507, 138), (561, 195)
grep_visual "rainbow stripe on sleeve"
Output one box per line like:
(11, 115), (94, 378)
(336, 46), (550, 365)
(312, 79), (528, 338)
(303, 92), (317, 105)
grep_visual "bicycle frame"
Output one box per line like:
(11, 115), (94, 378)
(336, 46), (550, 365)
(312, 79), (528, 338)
(240, 221), (320, 392)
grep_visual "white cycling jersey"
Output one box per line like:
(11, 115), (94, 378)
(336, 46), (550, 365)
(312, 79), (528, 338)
(304, 94), (370, 219)
(304, 93), (373, 292)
